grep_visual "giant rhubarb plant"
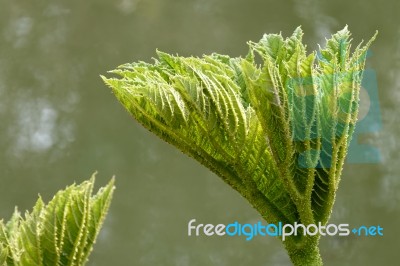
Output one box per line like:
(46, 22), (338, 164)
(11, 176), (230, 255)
(102, 27), (376, 265)
(0, 175), (114, 266)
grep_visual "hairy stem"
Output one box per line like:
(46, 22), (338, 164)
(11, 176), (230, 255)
(284, 236), (322, 266)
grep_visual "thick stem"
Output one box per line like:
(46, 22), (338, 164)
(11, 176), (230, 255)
(284, 237), (323, 266)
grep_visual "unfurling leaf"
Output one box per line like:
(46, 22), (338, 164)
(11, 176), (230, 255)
(0, 173), (115, 266)
(103, 27), (376, 265)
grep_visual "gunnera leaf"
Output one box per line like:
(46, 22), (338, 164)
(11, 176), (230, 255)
(102, 27), (376, 265)
(0, 173), (115, 266)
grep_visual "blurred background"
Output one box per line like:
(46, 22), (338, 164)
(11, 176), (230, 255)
(0, 0), (398, 265)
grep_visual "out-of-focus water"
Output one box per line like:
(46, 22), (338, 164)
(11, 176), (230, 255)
(0, 0), (399, 265)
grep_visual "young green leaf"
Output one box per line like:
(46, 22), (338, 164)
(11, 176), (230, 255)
(0, 173), (115, 266)
(103, 27), (376, 265)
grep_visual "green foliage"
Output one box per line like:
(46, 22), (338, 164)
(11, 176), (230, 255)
(102, 27), (376, 265)
(0, 174), (115, 266)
